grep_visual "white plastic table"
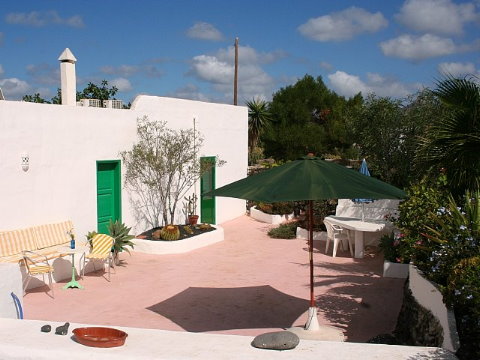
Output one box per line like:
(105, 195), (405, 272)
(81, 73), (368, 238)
(324, 216), (387, 258)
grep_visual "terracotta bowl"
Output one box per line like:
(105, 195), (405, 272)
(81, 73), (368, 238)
(73, 327), (128, 348)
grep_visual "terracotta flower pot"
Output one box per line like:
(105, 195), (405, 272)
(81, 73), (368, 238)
(188, 215), (199, 225)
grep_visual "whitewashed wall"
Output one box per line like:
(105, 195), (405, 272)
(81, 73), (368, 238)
(0, 96), (247, 237)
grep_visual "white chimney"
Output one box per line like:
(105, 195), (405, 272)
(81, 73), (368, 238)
(58, 48), (77, 106)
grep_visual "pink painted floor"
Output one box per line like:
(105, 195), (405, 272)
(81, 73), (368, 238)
(23, 215), (405, 342)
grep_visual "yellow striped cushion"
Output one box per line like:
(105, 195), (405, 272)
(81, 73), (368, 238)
(33, 220), (73, 249)
(27, 264), (54, 275)
(0, 253), (24, 263)
(0, 228), (37, 256)
(90, 234), (114, 256)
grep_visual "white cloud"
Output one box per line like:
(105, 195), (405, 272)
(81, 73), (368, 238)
(319, 61), (333, 71)
(186, 22), (224, 41)
(328, 70), (421, 98)
(395, 0), (478, 35)
(26, 63), (59, 85)
(167, 84), (211, 102)
(110, 78), (132, 92)
(100, 64), (162, 78)
(380, 34), (458, 60)
(438, 62), (479, 76)
(298, 7), (387, 41)
(6, 11), (84, 28)
(190, 45), (279, 101)
(0, 78), (31, 98)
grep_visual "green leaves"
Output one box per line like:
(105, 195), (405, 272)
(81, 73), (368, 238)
(415, 77), (480, 194)
(108, 220), (135, 255)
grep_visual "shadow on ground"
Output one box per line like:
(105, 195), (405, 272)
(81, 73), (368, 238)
(313, 260), (406, 342)
(147, 285), (309, 332)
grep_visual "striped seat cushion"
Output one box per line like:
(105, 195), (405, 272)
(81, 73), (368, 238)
(86, 234), (114, 260)
(0, 228), (37, 256)
(0, 253), (24, 263)
(33, 220), (73, 249)
(27, 264), (54, 275)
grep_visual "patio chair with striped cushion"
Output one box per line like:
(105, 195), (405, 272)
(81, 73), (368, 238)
(22, 251), (55, 298)
(81, 234), (115, 281)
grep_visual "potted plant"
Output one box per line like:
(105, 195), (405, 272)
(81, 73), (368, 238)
(107, 220), (135, 265)
(379, 232), (409, 278)
(185, 194), (199, 225)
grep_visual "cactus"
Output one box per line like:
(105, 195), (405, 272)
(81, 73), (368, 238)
(160, 225), (180, 241)
(183, 225), (194, 235)
(199, 223), (212, 231)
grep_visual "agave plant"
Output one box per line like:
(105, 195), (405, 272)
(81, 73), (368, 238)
(107, 220), (135, 264)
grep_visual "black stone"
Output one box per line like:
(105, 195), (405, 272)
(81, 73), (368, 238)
(55, 322), (70, 335)
(40, 325), (51, 333)
(251, 331), (299, 350)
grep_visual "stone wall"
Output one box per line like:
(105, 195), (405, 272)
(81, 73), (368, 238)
(394, 281), (444, 347)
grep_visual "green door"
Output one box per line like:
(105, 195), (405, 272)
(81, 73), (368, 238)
(200, 156), (216, 224)
(96, 161), (121, 234)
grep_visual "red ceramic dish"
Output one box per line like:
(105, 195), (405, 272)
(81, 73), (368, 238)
(73, 327), (128, 348)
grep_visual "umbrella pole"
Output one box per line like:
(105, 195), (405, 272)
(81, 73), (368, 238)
(308, 200), (315, 308)
(304, 200), (320, 331)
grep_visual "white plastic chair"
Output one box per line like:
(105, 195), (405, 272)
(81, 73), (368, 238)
(324, 219), (354, 257)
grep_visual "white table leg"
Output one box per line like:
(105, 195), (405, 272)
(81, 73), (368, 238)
(354, 230), (364, 258)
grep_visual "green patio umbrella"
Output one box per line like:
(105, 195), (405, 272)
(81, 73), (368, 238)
(206, 155), (405, 330)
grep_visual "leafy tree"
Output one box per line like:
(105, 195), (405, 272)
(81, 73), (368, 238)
(22, 93), (50, 103)
(350, 90), (441, 188)
(121, 116), (224, 227)
(23, 80), (119, 105)
(263, 75), (359, 160)
(246, 98), (272, 151)
(415, 76), (480, 194)
(77, 80), (118, 102)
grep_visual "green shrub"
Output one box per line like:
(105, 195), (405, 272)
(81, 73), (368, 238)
(268, 223), (297, 239)
(447, 257), (480, 359)
(257, 201), (294, 215)
(394, 173), (450, 265)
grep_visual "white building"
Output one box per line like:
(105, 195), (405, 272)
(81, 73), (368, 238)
(0, 48), (248, 237)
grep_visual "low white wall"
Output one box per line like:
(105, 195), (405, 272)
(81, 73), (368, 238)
(296, 227), (327, 241)
(409, 265), (460, 352)
(133, 226), (224, 254)
(250, 207), (294, 225)
(383, 261), (409, 279)
(0, 318), (457, 360)
(0, 263), (23, 318)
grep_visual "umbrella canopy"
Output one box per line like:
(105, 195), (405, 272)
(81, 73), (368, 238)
(209, 156), (405, 202)
(206, 155), (405, 329)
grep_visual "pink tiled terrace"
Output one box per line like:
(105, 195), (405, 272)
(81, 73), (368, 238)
(23, 215), (405, 341)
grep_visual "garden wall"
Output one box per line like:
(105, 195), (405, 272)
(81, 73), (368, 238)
(394, 265), (460, 353)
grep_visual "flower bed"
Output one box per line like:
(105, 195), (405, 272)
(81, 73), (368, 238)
(133, 225), (223, 254)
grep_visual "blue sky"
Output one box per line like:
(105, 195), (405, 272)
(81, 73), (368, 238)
(1, 0), (479, 105)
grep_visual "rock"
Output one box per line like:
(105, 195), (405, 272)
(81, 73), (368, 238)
(55, 322), (70, 335)
(152, 230), (162, 240)
(40, 325), (51, 333)
(251, 331), (299, 350)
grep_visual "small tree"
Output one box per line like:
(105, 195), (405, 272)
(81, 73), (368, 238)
(121, 116), (223, 227)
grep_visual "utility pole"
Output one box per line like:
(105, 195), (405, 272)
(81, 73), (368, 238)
(233, 37), (239, 106)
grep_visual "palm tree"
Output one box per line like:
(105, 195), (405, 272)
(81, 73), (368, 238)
(415, 76), (480, 194)
(246, 98), (272, 151)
